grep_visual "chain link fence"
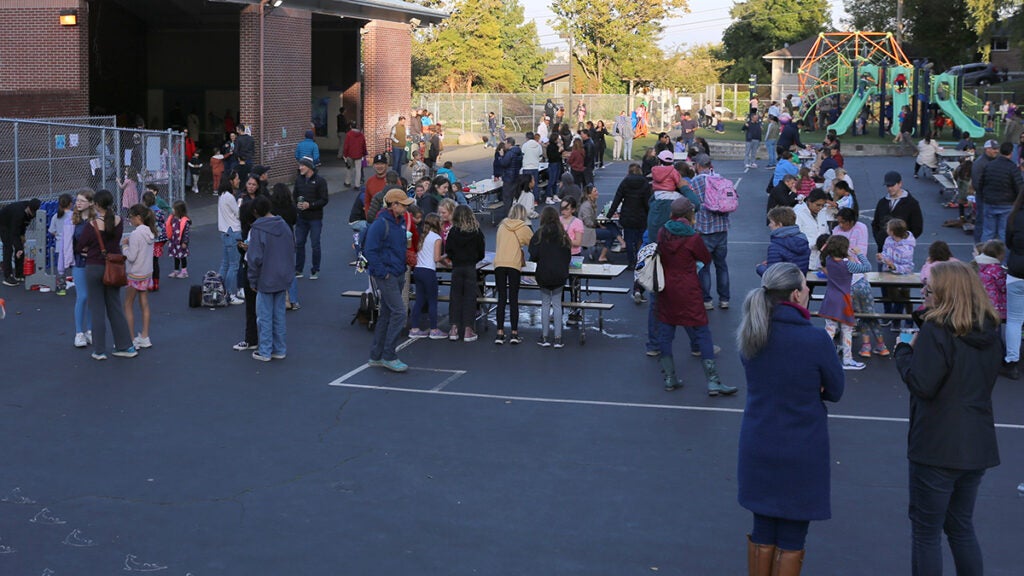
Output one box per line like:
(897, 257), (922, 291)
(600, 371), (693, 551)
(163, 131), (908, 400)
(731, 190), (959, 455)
(0, 118), (185, 212)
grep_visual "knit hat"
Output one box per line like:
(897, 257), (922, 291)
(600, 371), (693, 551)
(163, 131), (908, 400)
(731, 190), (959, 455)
(670, 197), (694, 217)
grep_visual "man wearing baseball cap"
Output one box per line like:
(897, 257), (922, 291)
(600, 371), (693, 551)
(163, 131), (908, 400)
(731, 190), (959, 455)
(363, 153), (390, 217)
(363, 189), (415, 372)
(293, 156), (329, 280)
(871, 170), (923, 258)
(971, 140), (1002, 243)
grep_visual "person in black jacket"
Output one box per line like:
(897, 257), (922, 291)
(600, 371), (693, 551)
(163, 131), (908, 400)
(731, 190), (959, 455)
(871, 171), (923, 259)
(293, 156), (329, 279)
(970, 140), (1000, 243)
(894, 261), (1001, 576)
(444, 205), (485, 343)
(0, 198), (41, 286)
(978, 142), (1024, 242)
(496, 138), (523, 220)
(606, 164), (652, 271)
(529, 205), (571, 347)
(767, 174), (800, 213)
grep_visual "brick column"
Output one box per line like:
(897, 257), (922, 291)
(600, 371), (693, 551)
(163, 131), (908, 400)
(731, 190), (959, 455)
(0, 0), (89, 117)
(361, 20), (412, 156)
(240, 6), (311, 181)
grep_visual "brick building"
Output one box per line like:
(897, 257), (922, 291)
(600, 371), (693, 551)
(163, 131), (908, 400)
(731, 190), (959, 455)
(0, 0), (445, 181)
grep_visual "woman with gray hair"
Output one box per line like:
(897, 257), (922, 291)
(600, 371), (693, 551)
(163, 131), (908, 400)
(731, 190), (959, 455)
(736, 262), (844, 575)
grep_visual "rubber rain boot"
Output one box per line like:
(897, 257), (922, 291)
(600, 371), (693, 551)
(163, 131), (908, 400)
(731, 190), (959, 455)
(658, 355), (682, 391)
(704, 359), (737, 396)
(747, 535), (775, 576)
(771, 548), (805, 576)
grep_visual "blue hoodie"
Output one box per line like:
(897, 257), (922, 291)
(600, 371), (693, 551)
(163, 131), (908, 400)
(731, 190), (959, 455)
(246, 215), (296, 293)
(756, 225), (810, 276)
(364, 209), (408, 279)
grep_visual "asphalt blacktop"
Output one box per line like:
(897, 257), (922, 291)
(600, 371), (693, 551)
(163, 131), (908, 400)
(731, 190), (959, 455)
(1, 139), (1022, 575)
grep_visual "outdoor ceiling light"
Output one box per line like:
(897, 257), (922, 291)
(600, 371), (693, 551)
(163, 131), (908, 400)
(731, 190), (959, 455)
(272, 0), (284, 7)
(409, 17), (421, 27)
(59, 9), (78, 26)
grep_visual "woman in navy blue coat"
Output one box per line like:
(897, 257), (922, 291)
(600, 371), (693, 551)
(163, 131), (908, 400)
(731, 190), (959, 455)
(736, 262), (844, 575)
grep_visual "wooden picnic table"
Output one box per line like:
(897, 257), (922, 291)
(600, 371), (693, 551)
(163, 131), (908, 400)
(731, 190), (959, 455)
(806, 271), (922, 320)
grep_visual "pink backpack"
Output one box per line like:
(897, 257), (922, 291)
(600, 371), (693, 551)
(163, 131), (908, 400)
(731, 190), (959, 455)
(701, 173), (739, 213)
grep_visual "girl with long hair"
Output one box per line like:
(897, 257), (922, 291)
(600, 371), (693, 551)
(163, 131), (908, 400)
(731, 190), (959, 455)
(70, 189), (95, 348)
(528, 206), (571, 347)
(444, 205), (485, 342)
(493, 204), (533, 345)
(122, 204), (156, 348)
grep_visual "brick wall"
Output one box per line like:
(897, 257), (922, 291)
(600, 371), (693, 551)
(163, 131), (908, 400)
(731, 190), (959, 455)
(0, 0), (89, 117)
(361, 20), (412, 156)
(239, 6), (311, 183)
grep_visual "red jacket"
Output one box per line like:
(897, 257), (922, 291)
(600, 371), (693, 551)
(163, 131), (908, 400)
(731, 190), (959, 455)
(655, 219), (711, 327)
(343, 129), (367, 160)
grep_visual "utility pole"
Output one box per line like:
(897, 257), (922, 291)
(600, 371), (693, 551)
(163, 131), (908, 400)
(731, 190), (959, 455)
(560, 32), (574, 117)
(896, 0), (904, 44)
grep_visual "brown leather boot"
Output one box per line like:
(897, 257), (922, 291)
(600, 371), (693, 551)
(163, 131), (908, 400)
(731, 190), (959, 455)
(771, 548), (805, 576)
(747, 535), (775, 576)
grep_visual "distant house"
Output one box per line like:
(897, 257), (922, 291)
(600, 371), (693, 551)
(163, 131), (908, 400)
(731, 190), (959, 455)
(989, 30), (1023, 74)
(762, 37), (819, 102)
(540, 64), (570, 97)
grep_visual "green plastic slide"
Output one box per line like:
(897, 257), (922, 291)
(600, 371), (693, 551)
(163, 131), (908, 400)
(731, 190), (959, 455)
(827, 89), (871, 136)
(931, 73), (985, 138)
(889, 67), (911, 136)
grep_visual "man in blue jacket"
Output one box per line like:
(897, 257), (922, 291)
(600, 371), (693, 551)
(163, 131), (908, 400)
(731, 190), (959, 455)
(294, 130), (320, 165)
(496, 137), (523, 219)
(364, 189), (414, 372)
(246, 196), (296, 362)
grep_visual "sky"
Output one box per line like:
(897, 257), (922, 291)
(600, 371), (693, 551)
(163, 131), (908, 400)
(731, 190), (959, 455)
(519, 0), (851, 52)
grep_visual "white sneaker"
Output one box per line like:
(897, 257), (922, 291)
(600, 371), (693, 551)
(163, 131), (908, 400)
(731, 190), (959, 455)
(85, 330), (92, 345)
(134, 335), (152, 349)
(235, 289), (245, 301)
(842, 359), (866, 371)
(74, 333), (88, 348)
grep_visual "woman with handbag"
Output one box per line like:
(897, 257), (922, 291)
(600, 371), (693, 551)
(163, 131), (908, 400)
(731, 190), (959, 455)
(77, 189), (136, 360)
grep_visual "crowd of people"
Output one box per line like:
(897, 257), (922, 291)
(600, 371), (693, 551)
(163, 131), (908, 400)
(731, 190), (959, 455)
(3, 98), (1023, 575)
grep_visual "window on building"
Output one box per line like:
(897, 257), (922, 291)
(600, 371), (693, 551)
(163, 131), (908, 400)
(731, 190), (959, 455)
(992, 37), (1009, 52)
(784, 59), (801, 74)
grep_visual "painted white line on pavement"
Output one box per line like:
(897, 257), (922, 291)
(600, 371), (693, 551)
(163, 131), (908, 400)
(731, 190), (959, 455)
(324, 382), (1024, 430)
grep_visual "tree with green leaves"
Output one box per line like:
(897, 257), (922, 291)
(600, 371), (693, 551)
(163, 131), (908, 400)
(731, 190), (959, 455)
(720, 0), (830, 82)
(660, 44), (734, 94)
(847, 0), (1023, 65)
(412, 0), (546, 93)
(549, 0), (689, 93)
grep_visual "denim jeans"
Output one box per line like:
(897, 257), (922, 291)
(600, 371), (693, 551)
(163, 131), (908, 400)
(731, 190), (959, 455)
(751, 514), (810, 550)
(1005, 279), (1024, 362)
(765, 139), (777, 165)
(656, 320), (715, 358)
(287, 276), (298, 306)
(698, 231), (730, 304)
(624, 228), (643, 269)
(219, 229), (241, 295)
(744, 139), (760, 165)
(595, 223), (620, 250)
(546, 162), (562, 200)
(981, 202), (1012, 243)
(294, 217), (322, 274)
(255, 290), (287, 358)
(412, 266), (438, 330)
(522, 168), (539, 197)
(370, 273), (406, 361)
(72, 265), (92, 334)
(909, 461), (986, 576)
(392, 148), (407, 176)
(494, 267), (521, 332)
(539, 286), (563, 339)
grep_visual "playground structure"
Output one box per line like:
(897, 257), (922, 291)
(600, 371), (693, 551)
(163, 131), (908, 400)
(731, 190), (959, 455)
(796, 31), (985, 138)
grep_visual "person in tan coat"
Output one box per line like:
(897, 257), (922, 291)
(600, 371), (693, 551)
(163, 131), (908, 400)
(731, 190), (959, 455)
(493, 204), (534, 344)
